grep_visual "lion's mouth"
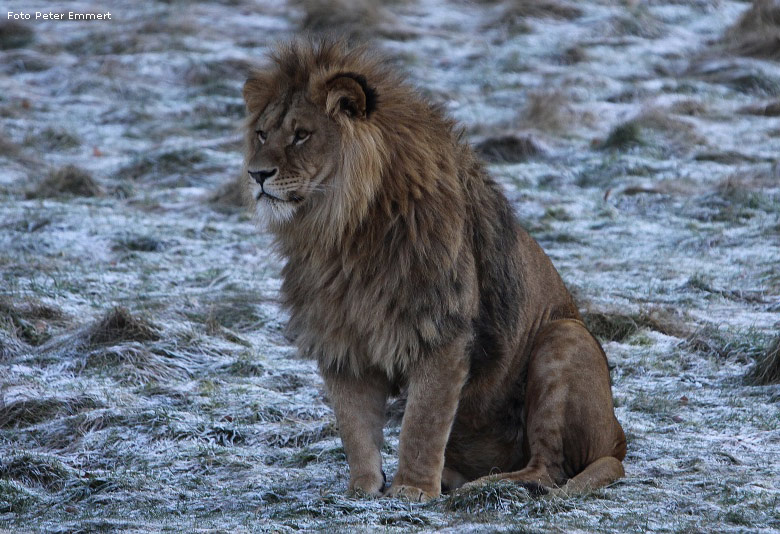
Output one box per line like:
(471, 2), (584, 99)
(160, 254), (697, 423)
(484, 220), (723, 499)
(257, 191), (304, 204)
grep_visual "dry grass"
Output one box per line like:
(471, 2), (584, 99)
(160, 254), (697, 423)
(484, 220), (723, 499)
(85, 307), (160, 346)
(739, 99), (780, 116)
(475, 134), (544, 163)
(446, 479), (532, 513)
(26, 165), (104, 199)
(745, 335), (780, 385)
(0, 395), (101, 429)
(0, 21), (34, 50)
(118, 149), (207, 182)
(480, 0), (582, 35)
(599, 109), (705, 153)
(582, 307), (693, 343)
(0, 453), (71, 491)
(0, 296), (65, 346)
(604, 6), (666, 39)
(723, 0), (780, 60)
(480, 0), (582, 20)
(292, 0), (393, 41)
(519, 90), (575, 133)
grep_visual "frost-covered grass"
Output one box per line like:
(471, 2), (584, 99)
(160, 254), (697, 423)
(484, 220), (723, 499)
(1, 0), (779, 532)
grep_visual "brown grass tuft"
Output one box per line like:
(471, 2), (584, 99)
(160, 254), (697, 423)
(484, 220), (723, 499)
(0, 453), (71, 491)
(292, 0), (392, 41)
(723, 0), (780, 59)
(0, 396), (101, 429)
(27, 165), (104, 199)
(738, 99), (780, 116)
(501, 0), (583, 20)
(0, 297), (65, 346)
(475, 134), (544, 163)
(746, 335), (780, 385)
(86, 307), (160, 346)
(519, 90), (575, 133)
(599, 109), (705, 153)
(583, 307), (693, 343)
(0, 21), (34, 50)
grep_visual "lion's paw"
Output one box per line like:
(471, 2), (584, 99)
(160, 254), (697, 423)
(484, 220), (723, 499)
(348, 471), (386, 496)
(384, 484), (438, 502)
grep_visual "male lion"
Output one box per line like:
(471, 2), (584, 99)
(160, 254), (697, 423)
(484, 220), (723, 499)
(241, 40), (626, 501)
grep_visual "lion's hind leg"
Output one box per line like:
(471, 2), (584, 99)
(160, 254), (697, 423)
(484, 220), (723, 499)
(463, 319), (626, 496)
(551, 455), (624, 496)
(522, 319), (625, 494)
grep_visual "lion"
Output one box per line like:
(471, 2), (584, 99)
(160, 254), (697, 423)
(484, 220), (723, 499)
(241, 40), (626, 501)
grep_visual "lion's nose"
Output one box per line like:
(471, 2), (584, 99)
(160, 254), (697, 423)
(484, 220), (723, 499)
(248, 168), (278, 185)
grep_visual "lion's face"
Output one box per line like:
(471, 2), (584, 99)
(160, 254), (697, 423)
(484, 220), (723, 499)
(245, 91), (341, 223)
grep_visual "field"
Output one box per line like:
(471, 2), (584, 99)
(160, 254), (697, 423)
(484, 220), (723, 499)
(1, 0), (779, 532)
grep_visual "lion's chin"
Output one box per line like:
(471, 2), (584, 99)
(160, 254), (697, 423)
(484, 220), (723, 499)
(255, 194), (300, 225)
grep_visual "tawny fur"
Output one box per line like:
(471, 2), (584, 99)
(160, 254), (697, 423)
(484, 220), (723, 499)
(242, 40), (626, 501)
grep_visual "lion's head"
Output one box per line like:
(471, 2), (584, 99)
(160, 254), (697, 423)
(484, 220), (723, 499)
(242, 41), (389, 237)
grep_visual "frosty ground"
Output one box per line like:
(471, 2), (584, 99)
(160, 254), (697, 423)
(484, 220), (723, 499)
(0, 0), (778, 532)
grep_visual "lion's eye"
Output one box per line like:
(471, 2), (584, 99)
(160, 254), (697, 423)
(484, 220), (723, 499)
(256, 129), (267, 143)
(293, 129), (311, 145)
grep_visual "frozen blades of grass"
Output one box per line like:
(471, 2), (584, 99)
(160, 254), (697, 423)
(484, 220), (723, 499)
(262, 420), (338, 449)
(0, 479), (40, 515)
(0, 330), (27, 361)
(0, 450), (127, 516)
(132, 409), (249, 447)
(685, 324), (772, 365)
(264, 443), (346, 468)
(0, 452), (70, 492)
(30, 307), (207, 385)
(265, 490), (439, 528)
(445, 479), (535, 514)
(0, 394), (102, 430)
(80, 343), (197, 385)
(0, 295), (67, 347)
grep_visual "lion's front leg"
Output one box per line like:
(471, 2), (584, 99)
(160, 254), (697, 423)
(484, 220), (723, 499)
(386, 339), (469, 501)
(322, 367), (390, 496)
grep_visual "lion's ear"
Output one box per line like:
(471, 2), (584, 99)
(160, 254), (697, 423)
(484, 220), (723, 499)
(325, 73), (377, 119)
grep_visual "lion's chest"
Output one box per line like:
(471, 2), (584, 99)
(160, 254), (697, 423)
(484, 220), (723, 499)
(281, 249), (472, 376)
(281, 256), (413, 373)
